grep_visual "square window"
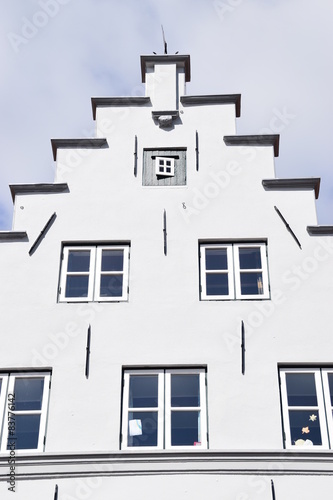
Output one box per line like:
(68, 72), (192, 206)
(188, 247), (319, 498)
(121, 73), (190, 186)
(59, 244), (130, 302)
(280, 368), (333, 449)
(155, 157), (175, 177)
(200, 242), (269, 300)
(143, 149), (186, 186)
(121, 368), (207, 450)
(0, 372), (51, 453)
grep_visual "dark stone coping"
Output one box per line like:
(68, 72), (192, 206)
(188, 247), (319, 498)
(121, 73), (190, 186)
(224, 135), (280, 157)
(262, 178), (321, 199)
(181, 95), (241, 117)
(307, 226), (333, 236)
(0, 232), (28, 241)
(51, 138), (108, 160)
(91, 97), (151, 120)
(141, 54), (191, 82)
(10, 183), (69, 201)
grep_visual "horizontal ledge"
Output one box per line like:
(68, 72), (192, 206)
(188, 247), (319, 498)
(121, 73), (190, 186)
(91, 97), (151, 119)
(262, 178), (320, 199)
(10, 183), (69, 201)
(0, 450), (332, 479)
(181, 95), (241, 117)
(0, 231), (28, 242)
(307, 226), (333, 236)
(224, 135), (280, 157)
(141, 54), (191, 82)
(51, 138), (108, 160)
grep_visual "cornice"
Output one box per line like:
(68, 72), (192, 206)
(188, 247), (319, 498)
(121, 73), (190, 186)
(91, 97), (151, 120)
(307, 226), (333, 236)
(51, 138), (108, 160)
(0, 232), (28, 241)
(0, 450), (332, 480)
(140, 54), (191, 82)
(10, 183), (69, 201)
(224, 135), (280, 157)
(181, 94), (241, 117)
(262, 178), (320, 199)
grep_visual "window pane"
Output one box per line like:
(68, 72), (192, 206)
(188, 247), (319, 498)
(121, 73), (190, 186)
(205, 248), (228, 270)
(101, 250), (124, 272)
(289, 410), (321, 446)
(239, 247), (262, 269)
(129, 375), (158, 408)
(240, 272), (263, 295)
(128, 411), (157, 447)
(327, 373), (333, 405)
(206, 273), (229, 295)
(171, 411), (200, 446)
(171, 374), (200, 407)
(9, 414), (41, 450)
(100, 275), (123, 297)
(65, 275), (89, 297)
(67, 251), (90, 272)
(14, 378), (44, 411)
(286, 373), (318, 406)
(0, 379), (2, 395)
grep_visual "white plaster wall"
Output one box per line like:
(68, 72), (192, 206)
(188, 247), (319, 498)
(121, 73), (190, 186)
(1, 473), (333, 499)
(1, 57), (332, 467)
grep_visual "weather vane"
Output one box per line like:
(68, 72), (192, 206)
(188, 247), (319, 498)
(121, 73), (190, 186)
(153, 26), (178, 55)
(161, 25), (167, 54)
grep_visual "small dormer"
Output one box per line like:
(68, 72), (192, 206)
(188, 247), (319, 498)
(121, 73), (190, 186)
(140, 54), (191, 127)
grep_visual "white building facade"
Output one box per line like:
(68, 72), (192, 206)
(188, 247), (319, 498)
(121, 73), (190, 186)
(0, 53), (333, 498)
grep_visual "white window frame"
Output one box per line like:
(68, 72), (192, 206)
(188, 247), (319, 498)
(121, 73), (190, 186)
(155, 157), (175, 177)
(0, 372), (51, 453)
(59, 244), (129, 302)
(200, 242), (269, 300)
(121, 368), (207, 451)
(280, 368), (332, 450)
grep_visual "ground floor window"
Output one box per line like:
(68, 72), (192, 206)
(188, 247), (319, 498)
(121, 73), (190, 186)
(280, 367), (333, 449)
(0, 372), (51, 452)
(121, 368), (207, 450)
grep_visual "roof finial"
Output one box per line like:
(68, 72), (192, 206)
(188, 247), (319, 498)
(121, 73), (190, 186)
(161, 25), (167, 54)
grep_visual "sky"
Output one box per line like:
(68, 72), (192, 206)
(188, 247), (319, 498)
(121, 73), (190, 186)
(1, 0), (332, 229)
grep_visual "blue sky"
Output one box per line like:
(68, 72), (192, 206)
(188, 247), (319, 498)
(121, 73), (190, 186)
(1, 0), (332, 229)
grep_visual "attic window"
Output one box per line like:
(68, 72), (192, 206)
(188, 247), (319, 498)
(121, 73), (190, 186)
(155, 157), (175, 177)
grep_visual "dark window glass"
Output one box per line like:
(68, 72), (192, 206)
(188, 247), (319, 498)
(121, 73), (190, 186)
(206, 273), (228, 295)
(171, 411), (199, 446)
(328, 373), (333, 405)
(239, 247), (262, 269)
(289, 410), (321, 446)
(9, 414), (41, 450)
(171, 374), (200, 407)
(129, 375), (158, 408)
(205, 248), (228, 270)
(101, 250), (124, 272)
(286, 373), (318, 406)
(100, 275), (123, 297)
(65, 275), (89, 297)
(14, 378), (44, 411)
(128, 411), (157, 447)
(67, 251), (90, 272)
(240, 272), (263, 295)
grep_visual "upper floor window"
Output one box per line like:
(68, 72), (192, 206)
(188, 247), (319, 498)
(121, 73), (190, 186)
(142, 148), (186, 186)
(59, 244), (130, 302)
(0, 372), (51, 452)
(121, 368), (207, 450)
(280, 368), (333, 449)
(155, 157), (175, 177)
(200, 242), (269, 300)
